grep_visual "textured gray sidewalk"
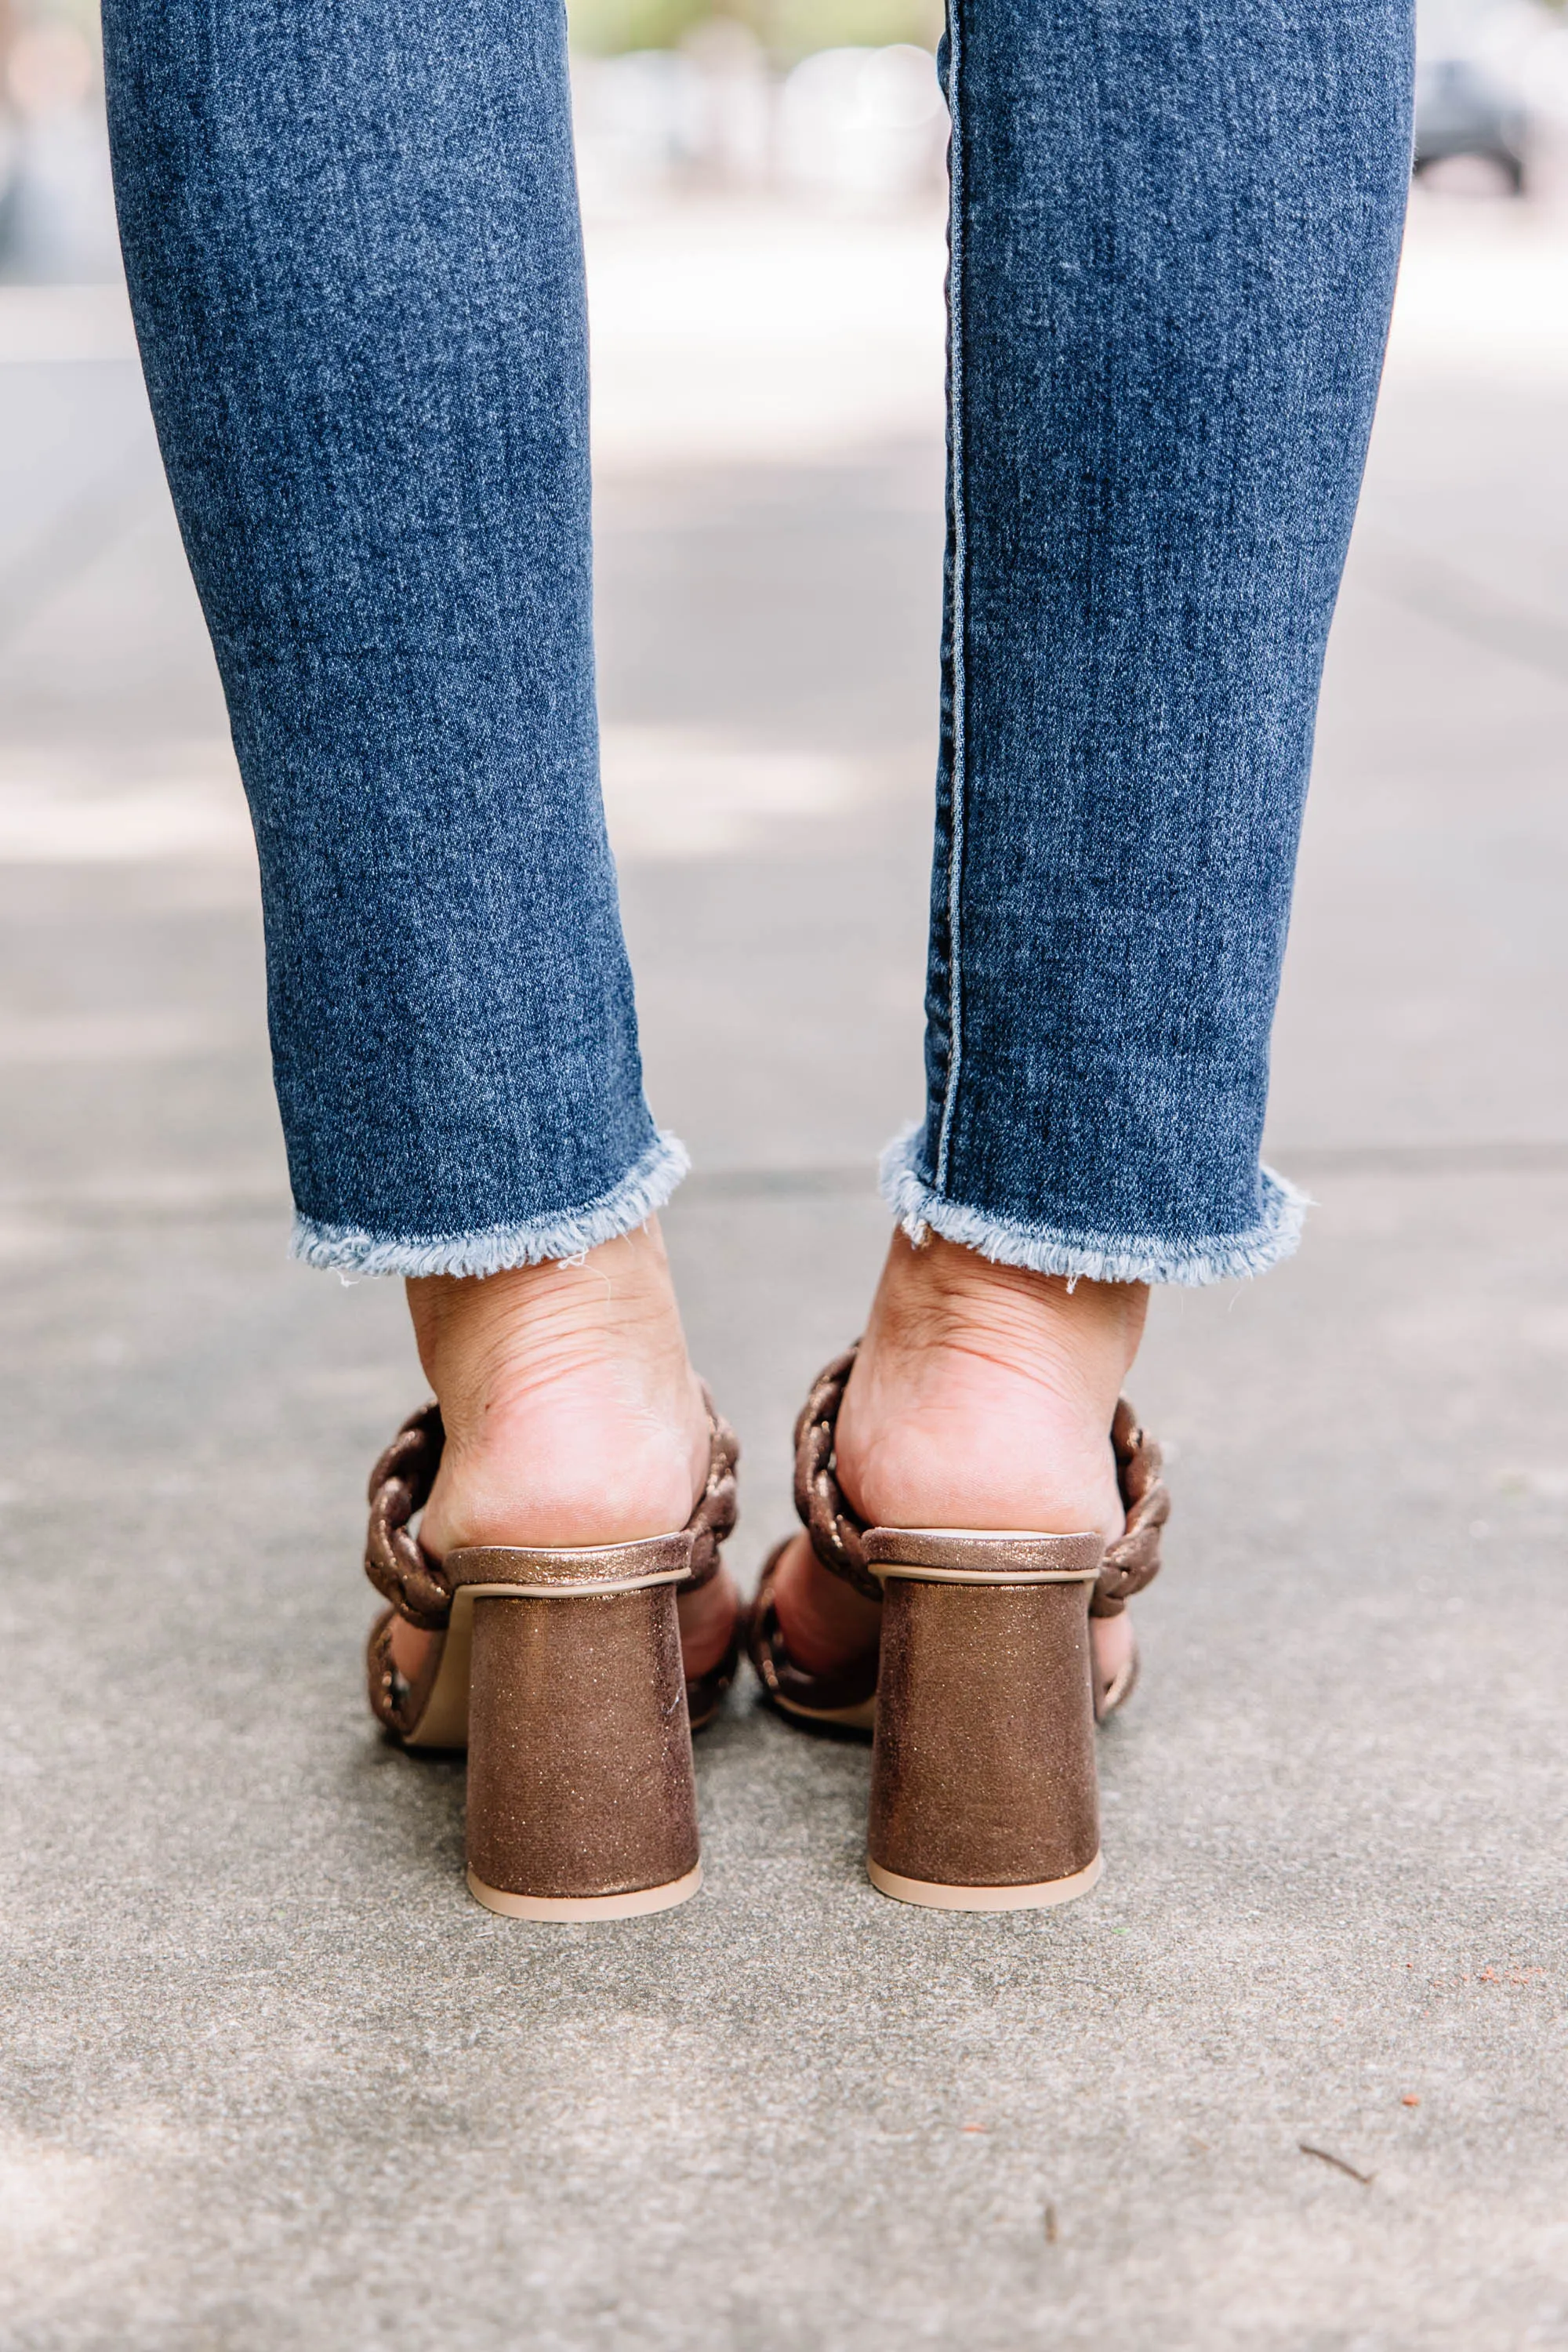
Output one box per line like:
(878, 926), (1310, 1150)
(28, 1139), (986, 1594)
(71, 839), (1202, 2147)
(1, 200), (1567, 2350)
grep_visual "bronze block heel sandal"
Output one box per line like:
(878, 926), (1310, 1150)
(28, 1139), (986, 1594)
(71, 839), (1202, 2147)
(750, 1347), (1168, 1912)
(362, 1395), (739, 1921)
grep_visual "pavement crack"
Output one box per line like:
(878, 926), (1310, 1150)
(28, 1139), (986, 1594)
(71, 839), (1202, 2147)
(1298, 2142), (1375, 2187)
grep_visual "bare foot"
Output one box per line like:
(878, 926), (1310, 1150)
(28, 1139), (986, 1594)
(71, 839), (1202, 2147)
(770, 1230), (1149, 1689)
(387, 1221), (739, 1687)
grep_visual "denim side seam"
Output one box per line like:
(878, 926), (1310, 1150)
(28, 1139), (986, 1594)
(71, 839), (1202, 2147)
(933, 0), (967, 1192)
(290, 1128), (690, 1277)
(880, 1126), (1308, 1287)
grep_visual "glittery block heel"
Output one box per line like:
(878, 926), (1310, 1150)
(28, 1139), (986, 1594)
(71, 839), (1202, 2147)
(463, 1570), (702, 1920)
(361, 1396), (739, 1919)
(753, 1347), (1172, 1908)
(863, 1532), (1105, 1912)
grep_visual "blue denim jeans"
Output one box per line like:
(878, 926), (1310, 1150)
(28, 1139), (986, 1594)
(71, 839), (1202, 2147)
(102, 0), (1412, 1283)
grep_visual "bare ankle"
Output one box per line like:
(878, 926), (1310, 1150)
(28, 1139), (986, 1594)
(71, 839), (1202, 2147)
(854, 1229), (1147, 1399)
(770, 1232), (1149, 1683)
(407, 1223), (697, 1422)
(835, 1231), (1149, 1540)
(407, 1223), (710, 1555)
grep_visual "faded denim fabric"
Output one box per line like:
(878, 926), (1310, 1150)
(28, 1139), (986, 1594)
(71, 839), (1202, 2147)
(889, 0), (1414, 1281)
(102, 0), (682, 1275)
(102, 0), (1412, 1283)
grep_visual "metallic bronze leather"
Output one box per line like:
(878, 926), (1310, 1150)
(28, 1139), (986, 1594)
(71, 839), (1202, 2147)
(365, 1597), (740, 1744)
(365, 1403), (450, 1630)
(445, 1534), (694, 1592)
(793, 1348), (880, 1599)
(1091, 1403), (1170, 1618)
(364, 1388), (739, 1632)
(366, 1603), (444, 1740)
(791, 1343), (1167, 1619)
(685, 1399), (741, 1592)
(746, 1541), (880, 1729)
(362, 1392), (740, 1904)
(868, 1574), (1100, 1889)
(862, 1527), (1102, 1580)
(760, 1348), (1166, 1894)
(684, 1613), (743, 1734)
(465, 1585), (699, 1901)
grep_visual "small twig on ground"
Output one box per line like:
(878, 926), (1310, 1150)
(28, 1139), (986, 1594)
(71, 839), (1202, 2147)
(1299, 2142), (1374, 2186)
(1042, 2203), (1058, 2244)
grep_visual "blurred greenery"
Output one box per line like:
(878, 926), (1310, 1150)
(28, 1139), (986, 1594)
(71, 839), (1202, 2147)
(10, 0), (97, 32)
(567, 0), (943, 60)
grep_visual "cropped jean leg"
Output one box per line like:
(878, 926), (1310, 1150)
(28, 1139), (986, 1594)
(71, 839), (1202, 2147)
(103, 1), (1414, 1288)
(884, 0), (1415, 1284)
(100, 0), (679, 1276)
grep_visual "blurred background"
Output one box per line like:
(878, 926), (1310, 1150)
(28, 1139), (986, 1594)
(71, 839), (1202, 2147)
(3, 5), (1568, 2341)
(5, 0), (1566, 265)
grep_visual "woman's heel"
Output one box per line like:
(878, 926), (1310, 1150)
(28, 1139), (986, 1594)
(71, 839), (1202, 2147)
(863, 1530), (1105, 1911)
(455, 1538), (702, 1921)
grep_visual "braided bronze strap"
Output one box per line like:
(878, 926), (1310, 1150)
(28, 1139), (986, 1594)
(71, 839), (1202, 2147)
(793, 1346), (880, 1600)
(1090, 1399), (1170, 1619)
(365, 1604), (419, 1737)
(364, 1387), (740, 1632)
(365, 1403), (451, 1631)
(793, 1345), (1168, 1617)
(687, 1389), (741, 1589)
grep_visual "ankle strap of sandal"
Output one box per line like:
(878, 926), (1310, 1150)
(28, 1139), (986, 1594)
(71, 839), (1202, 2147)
(793, 1347), (880, 1599)
(793, 1344), (1168, 1616)
(365, 1387), (739, 1632)
(1093, 1400), (1170, 1619)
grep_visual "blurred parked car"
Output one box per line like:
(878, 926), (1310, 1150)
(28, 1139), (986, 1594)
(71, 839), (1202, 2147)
(777, 43), (945, 206)
(0, 23), (121, 285)
(1414, 54), (1530, 193)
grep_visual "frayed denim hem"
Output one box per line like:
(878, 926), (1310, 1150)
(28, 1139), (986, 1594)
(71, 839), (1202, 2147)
(879, 1127), (1309, 1287)
(289, 1130), (691, 1278)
